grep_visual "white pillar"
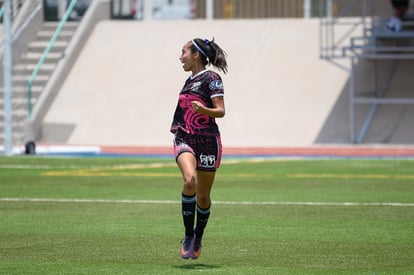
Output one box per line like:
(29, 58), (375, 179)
(326, 0), (333, 18)
(58, 0), (66, 19)
(12, 0), (19, 17)
(2, 0), (13, 155)
(304, 0), (311, 18)
(143, 0), (152, 20)
(206, 0), (213, 20)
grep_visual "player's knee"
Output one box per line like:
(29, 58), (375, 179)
(196, 193), (210, 208)
(183, 174), (196, 189)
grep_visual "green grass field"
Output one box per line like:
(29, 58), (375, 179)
(1, 156), (414, 274)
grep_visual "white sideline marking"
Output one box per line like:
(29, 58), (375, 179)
(0, 162), (178, 170)
(0, 158), (291, 170)
(1, 198), (413, 207)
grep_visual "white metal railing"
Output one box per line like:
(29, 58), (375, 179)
(319, 0), (414, 144)
(112, 0), (316, 21)
(1, 0), (42, 155)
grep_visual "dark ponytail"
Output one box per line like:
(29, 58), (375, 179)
(191, 38), (228, 74)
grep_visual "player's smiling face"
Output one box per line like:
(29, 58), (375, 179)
(179, 42), (196, 72)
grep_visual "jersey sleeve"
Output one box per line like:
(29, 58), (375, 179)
(207, 72), (224, 98)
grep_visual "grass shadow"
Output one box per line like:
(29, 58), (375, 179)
(174, 263), (221, 270)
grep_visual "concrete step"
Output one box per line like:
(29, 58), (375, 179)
(25, 52), (63, 63)
(1, 85), (43, 91)
(27, 40), (69, 53)
(14, 63), (57, 74)
(12, 74), (49, 86)
(0, 130), (27, 142)
(42, 21), (79, 32)
(0, 123), (26, 129)
(0, 132), (25, 144)
(0, 104), (31, 117)
(37, 30), (75, 42)
(0, 131), (26, 137)
(0, 85), (43, 96)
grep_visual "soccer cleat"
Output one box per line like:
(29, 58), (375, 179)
(191, 236), (202, 259)
(180, 236), (193, 259)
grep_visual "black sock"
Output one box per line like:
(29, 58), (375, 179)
(182, 193), (196, 237)
(195, 204), (211, 239)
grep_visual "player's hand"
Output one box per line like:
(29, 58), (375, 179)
(191, 101), (203, 112)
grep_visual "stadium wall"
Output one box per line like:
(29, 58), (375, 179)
(37, 17), (414, 146)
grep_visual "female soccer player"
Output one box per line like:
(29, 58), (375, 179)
(170, 37), (228, 259)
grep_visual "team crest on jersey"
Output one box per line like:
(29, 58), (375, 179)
(191, 82), (202, 91)
(209, 80), (223, 90)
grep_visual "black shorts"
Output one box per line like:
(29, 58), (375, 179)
(391, 0), (409, 8)
(173, 132), (222, 172)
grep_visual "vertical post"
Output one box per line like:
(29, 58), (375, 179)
(3, 0), (13, 155)
(327, 0), (334, 57)
(361, 0), (368, 38)
(12, 0), (18, 17)
(206, 0), (213, 20)
(326, 0), (332, 18)
(349, 57), (356, 143)
(304, 0), (311, 18)
(143, 0), (152, 20)
(319, 0), (324, 58)
(58, 0), (67, 19)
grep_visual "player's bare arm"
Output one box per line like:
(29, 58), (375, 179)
(191, 96), (225, 118)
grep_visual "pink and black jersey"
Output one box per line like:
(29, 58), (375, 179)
(171, 70), (224, 136)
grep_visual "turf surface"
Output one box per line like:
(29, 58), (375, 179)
(0, 157), (413, 274)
